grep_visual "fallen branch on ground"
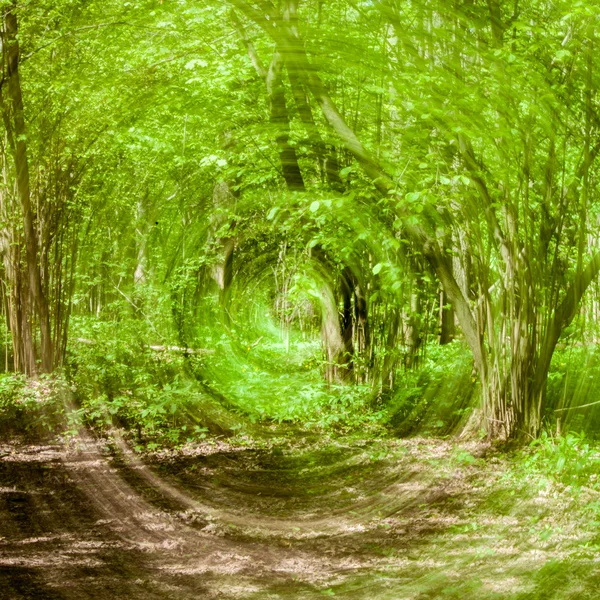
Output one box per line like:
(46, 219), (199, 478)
(73, 338), (214, 355)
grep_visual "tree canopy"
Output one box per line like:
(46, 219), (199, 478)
(1, 0), (600, 443)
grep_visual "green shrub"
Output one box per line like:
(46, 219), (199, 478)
(0, 374), (67, 438)
(386, 341), (475, 436)
(524, 431), (600, 486)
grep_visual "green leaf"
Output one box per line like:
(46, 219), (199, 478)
(309, 201), (320, 213)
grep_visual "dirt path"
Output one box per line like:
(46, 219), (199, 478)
(0, 435), (598, 599)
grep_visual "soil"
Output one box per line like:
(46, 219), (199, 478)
(0, 434), (598, 599)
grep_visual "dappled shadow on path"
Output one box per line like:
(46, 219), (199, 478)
(1, 435), (599, 599)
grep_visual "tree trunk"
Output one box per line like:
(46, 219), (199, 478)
(439, 288), (455, 345)
(353, 275), (370, 382)
(266, 50), (305, 191)
(286, 67), (343, 190)
(320, 282), (345, 384)
(0, 227), (35, 374)
(486, 0), (504, 47)
(231, 12), (305, 191)
(134, 197), (149, 285)
(2, 7), (52, 373)
(340, 266), (354, 378)
(211, 180), (236, 306)
(381, 306), (400, 395)
(405, 287), (422, 369)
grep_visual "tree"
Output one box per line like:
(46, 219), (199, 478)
(228, 0), (600, 439)
(0, 5), (52, 373)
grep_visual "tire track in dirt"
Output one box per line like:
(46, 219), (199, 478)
(0, 435), (486, 599)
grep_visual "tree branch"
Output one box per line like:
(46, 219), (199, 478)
(226, 1), (487, 370)
(230, 10), (267, 80)
(537, 250), (600, 389)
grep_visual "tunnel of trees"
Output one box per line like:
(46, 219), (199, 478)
(2, 0), (600, 442)
(5, 2), (600, 598)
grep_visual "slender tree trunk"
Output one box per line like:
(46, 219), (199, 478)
(211, 181), (236, 306)
(266, 50), (305, 191)
(231, 12), (305, 191)
(486, 0), (504, 47)
(353, 275), (370, 382)
(439, 288), (455, 345)
(134, 198), (148, 285)
(340, 266), (354, 378)
(0, 234), (35, 374)
(3, 7), (52, 373)
(320, 282), (345, 385)
(404, 255), (424, 369)
(287, 67), (342, 190)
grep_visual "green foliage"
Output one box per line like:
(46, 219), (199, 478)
(386, 342), (475, 436)
(66, 319), (238, 446)
(453, 449), (478, 466)
(0, 374), (66, 438)
(547, 347), (600, 437)
(3, 0), (600, 446)
(524, 431), (600, 486)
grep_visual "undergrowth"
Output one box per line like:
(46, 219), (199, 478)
(518, 430), (600, 488)
(0, 374), (68, 438)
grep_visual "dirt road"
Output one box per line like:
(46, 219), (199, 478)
(0, 436), (597, 599)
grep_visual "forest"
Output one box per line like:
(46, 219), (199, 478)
(2, 0), (600, 598)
